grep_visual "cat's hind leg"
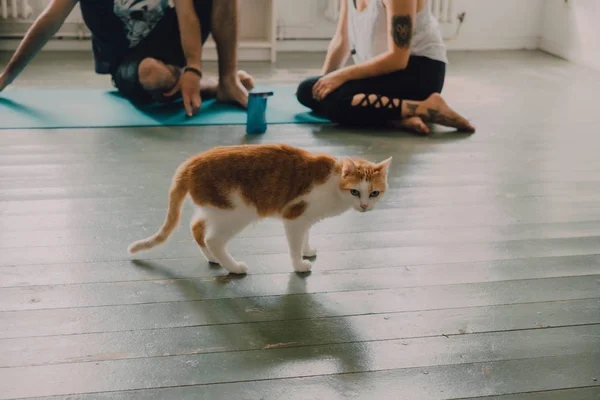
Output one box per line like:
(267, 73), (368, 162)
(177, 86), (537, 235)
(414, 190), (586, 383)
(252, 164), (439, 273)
(203, 205), (256, 275)
(190, 217), (219, 264)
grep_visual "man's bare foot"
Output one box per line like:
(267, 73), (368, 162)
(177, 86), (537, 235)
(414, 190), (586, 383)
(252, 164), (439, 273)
(216, 70), (256, 109)
(405, 93), (475, 132)
(200, 71), (254, 98)
(390, 116), (430, 134)
(200, 77), (219, 98)
(237, 70), (255, 91)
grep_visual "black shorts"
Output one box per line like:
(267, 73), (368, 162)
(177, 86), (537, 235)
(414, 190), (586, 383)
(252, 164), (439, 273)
(111, 0), (213, 104)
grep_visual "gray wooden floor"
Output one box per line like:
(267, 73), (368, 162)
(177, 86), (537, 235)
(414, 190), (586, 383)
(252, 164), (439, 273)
(1, 50), (599, 399)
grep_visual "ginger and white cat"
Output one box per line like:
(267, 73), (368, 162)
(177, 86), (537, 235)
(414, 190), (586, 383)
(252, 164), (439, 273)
(128, 144), (391, 274)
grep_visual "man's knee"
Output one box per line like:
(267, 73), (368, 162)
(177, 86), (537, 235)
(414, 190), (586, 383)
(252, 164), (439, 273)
(112, 57), (178, 104)
(138, 57), (171, 91)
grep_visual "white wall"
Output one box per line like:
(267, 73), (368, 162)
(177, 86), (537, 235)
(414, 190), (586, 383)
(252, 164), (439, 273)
(443, 0), (543, 50)
(540, 0), (600, 71)
(277, 0), (545, 52)
(0, 0), (558, 56)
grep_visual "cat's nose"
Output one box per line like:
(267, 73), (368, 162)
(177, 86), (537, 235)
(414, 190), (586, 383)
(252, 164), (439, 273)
(360, 204), (368, 210)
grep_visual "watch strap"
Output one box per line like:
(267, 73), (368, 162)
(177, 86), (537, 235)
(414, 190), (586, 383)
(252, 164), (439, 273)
(183, 66), (203, 78)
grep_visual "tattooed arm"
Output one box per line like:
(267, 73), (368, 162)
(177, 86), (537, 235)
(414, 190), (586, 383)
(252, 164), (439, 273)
(326, 0), (416, 82)
(312, 0), (418, 100)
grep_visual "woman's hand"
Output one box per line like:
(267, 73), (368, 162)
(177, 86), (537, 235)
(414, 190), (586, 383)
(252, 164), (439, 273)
(312, 71), (347, 101)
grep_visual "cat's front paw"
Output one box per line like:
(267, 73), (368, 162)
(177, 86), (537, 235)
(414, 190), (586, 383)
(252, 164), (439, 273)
(302, 247), (317, 258)
(293, 259), (312, 273)
(225, 262), (248, 275)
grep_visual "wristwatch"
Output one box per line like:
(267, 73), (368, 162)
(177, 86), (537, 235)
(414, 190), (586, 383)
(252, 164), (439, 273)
(183, 66), (203, 78)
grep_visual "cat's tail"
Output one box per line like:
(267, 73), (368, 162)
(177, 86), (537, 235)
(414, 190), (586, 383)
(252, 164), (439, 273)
(127, 170), (189, 255)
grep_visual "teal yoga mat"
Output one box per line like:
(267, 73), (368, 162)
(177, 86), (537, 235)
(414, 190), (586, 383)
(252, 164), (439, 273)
(0, 86), (329, 130)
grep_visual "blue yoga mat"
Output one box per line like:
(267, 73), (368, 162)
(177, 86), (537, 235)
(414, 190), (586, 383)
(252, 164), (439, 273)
(0, 86), (329, 130)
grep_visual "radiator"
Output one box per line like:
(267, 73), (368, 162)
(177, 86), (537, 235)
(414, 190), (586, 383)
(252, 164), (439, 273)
(1, 0), (32, 20)
(429, 0), (454, 23)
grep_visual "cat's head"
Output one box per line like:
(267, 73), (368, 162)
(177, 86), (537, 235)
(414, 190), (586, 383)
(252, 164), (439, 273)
(339, 157), (392, 212)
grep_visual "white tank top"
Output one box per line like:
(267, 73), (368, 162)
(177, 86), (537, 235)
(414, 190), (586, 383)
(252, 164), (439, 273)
(346, 0), (448, 65)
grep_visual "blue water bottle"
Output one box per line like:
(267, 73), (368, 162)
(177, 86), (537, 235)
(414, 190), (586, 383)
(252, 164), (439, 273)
(246, 91), (273, 134)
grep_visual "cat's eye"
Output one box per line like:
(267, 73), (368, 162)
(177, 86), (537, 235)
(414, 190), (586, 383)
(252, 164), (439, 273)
(370, 191), (380, 198)
(350, 189), (360, 197)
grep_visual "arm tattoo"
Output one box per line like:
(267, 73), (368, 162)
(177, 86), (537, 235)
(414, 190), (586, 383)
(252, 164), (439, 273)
(391, 15), (413, 48)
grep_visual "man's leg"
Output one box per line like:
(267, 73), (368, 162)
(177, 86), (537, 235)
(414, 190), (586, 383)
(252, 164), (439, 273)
(209, 0), (252, 108)
(138, 58), (180, 94)
(113, 54), (254, 104)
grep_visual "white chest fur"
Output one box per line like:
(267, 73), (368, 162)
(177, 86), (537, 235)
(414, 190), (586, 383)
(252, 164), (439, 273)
(298, 174), (352, 222)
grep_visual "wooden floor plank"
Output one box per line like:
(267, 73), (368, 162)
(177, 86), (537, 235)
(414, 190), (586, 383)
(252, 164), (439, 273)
(2, 232), (600, 271)
(1, 277), (597, 339)
(5, 203), (600, 248)
(1, 299), (598, 369)
(2, 257), (600, 311)
(456, 387), (600, 400)
(5, 211), (600, 249)
(0, 144), (595, 165)
(21, 355), (600, 400)
(1, 326), (598, 399)
(1, 253), (599, 288)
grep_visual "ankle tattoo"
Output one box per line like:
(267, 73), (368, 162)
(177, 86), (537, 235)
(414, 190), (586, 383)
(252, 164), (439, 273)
(425, 108), (460, 125)
(405, 102), (419, 116)
(426, 108), (440, 121)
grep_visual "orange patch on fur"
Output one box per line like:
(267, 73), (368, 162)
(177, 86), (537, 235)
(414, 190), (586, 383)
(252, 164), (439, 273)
(340, 158), (388, 194)
(191, 219), (207, 248)
(182, 144), (337, 217)
(283, 201), (307, 220)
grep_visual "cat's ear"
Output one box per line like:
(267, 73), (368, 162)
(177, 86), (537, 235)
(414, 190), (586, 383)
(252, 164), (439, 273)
(375, 157), (392, 175)
(342, 158), (357, 177)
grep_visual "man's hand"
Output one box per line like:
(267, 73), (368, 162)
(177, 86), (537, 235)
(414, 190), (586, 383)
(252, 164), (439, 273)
(173, 0), (203, 116)
(180, 70), (201, 117)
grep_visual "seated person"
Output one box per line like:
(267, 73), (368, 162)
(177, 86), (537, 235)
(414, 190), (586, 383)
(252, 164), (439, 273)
(296, 0), (475, 134)
(0, 0), (254, 117)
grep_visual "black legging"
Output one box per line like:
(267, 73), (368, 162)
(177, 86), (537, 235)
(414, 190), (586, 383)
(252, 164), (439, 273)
(296, 55), (445, 126)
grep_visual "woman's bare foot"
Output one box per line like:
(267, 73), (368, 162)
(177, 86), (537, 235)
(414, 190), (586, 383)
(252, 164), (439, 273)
(404, 93), (476, 132)
(390, 116), (430, 134)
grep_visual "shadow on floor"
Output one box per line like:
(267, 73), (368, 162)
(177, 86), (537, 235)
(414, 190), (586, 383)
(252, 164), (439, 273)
(130, 258), (369, 373)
